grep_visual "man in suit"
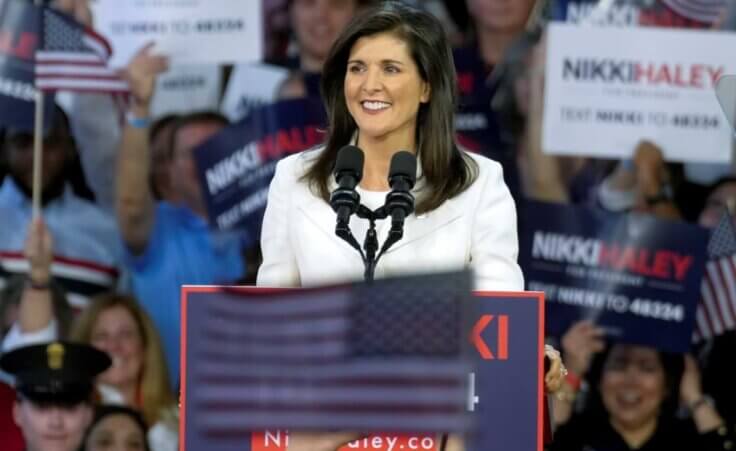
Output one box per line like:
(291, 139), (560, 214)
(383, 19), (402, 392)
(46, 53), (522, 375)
(0, 341), (111, 451)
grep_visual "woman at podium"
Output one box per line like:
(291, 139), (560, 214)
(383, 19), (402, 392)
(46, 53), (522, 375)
(257, 4), (522, 292)
(257, 2), (563, 450)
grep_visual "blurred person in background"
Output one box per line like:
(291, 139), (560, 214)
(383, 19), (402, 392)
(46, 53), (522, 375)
(449, 0), (540, 201)
(275, 0), (376, 100)
(550, 320), (734, 451)
(2, 219), (178, 451)
(0, 341), (110, 451)
(83, 405), (150, 451)
(0, 106), (122, 310)
(147, 114), (180, 202)
(117, 46), (246, 384)
(72, 295), (178, 451)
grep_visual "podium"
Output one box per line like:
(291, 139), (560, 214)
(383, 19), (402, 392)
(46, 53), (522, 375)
(180, 273), (546, 451)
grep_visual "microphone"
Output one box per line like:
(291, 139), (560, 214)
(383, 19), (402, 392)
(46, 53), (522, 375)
(330, 145), (364, 224)
(385, 151), (417, 230)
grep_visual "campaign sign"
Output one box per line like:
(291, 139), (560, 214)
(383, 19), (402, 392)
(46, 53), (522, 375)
(0, 0), (54, 131)
(551, 0), (725, 27)
(193, 98), (326, 239)
(181, 285), (545, 451)
(150, 65), (222, 117)
(543, 23), (736, 163)
(520, 200), (708, 353)
(91, 0), (262, 67)
(220, 63), (290, 122)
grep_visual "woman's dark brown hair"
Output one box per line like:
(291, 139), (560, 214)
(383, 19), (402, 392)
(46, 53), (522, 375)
(303, 1), (478, 214)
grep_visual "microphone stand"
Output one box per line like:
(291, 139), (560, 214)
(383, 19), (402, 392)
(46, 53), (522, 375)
(355, 205), (407, 282)
(333, 202), (411, 282)
(356, 205), (381, 282)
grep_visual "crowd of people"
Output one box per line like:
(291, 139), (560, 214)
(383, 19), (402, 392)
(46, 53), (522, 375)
(0, 0), (735, 450)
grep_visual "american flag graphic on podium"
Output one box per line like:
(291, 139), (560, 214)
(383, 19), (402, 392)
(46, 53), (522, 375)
(695, 210), (736, 341)
(35, 8), (128, 93)
(185, 271), (474, 438)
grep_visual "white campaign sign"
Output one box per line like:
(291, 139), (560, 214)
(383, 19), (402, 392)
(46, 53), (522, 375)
(220, 63), (289, 122)
(91, 0), (262, 67)
(543, 23), (736, 163)
(151, 65), (222, 117)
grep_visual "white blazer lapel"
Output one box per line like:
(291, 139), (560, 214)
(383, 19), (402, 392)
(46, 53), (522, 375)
(382, 196), (463, 254)
(294, 186), (366, 262)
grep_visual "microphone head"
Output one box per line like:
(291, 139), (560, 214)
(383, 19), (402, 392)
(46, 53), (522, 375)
(388, 151), (417, 189)
(334, 145), (364, 182)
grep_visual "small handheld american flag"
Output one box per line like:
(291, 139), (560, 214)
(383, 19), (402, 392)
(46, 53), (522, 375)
(35, 7), (128, 93)
(695, 210), (736, 341)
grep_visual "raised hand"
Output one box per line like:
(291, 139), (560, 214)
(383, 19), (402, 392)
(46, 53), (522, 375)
(24, 218), (53, 286)
(121, 43), (169, 115)
(51, 0), (93, 27)
(561, 320), (606, 377)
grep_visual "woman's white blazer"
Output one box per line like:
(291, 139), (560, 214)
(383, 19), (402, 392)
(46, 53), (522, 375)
(257, 148), (524, 291)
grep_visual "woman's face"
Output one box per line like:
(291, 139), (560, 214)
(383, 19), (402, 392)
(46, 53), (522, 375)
(600, 345), (667, 432)
(91, 306), (145, 390)
(344, 32), (430, 147)
(466, 0), (535, 33)
(85, 413), (146, 451)
(291, 0), (358, 67)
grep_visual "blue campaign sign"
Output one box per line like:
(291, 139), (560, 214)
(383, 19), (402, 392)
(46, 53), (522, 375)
(0, 0), (54, 131)
(181, 285), (545, 451)
(520, 200), (708, 353)
(193, 98), (326, 239)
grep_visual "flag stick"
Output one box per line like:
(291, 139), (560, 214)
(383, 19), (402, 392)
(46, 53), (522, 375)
(31, 0), (43, 218)
(32, 91), (43, 217)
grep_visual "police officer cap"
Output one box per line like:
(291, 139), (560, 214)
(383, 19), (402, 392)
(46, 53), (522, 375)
(0, 341), (111, 405)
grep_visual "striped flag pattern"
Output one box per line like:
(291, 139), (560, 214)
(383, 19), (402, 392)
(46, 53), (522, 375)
(0, 251), (119, 309)
(35, 8), (128, 93)
(661, 0), (727, 24)
(187, 272), (473, 436)
(695, 210), (736, 341)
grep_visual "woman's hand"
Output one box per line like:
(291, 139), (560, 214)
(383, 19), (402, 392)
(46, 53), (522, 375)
(544, 344), (565, 393)
(24, 218), (53, 286)
(561, 320), (606, 377)
(680, 354), (704, 407)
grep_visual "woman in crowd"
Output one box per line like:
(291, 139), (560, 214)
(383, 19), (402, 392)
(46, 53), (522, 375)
(550, 320), (735, 450)
(71, 295), (178, 451)
(83, 405), (150, 451)
(2, 219), (178, 451)
(275, 0), (376, 100)
(258, 3), (564, 449)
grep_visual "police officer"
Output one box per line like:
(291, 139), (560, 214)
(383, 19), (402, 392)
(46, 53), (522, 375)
(0, 341), (111, 451)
